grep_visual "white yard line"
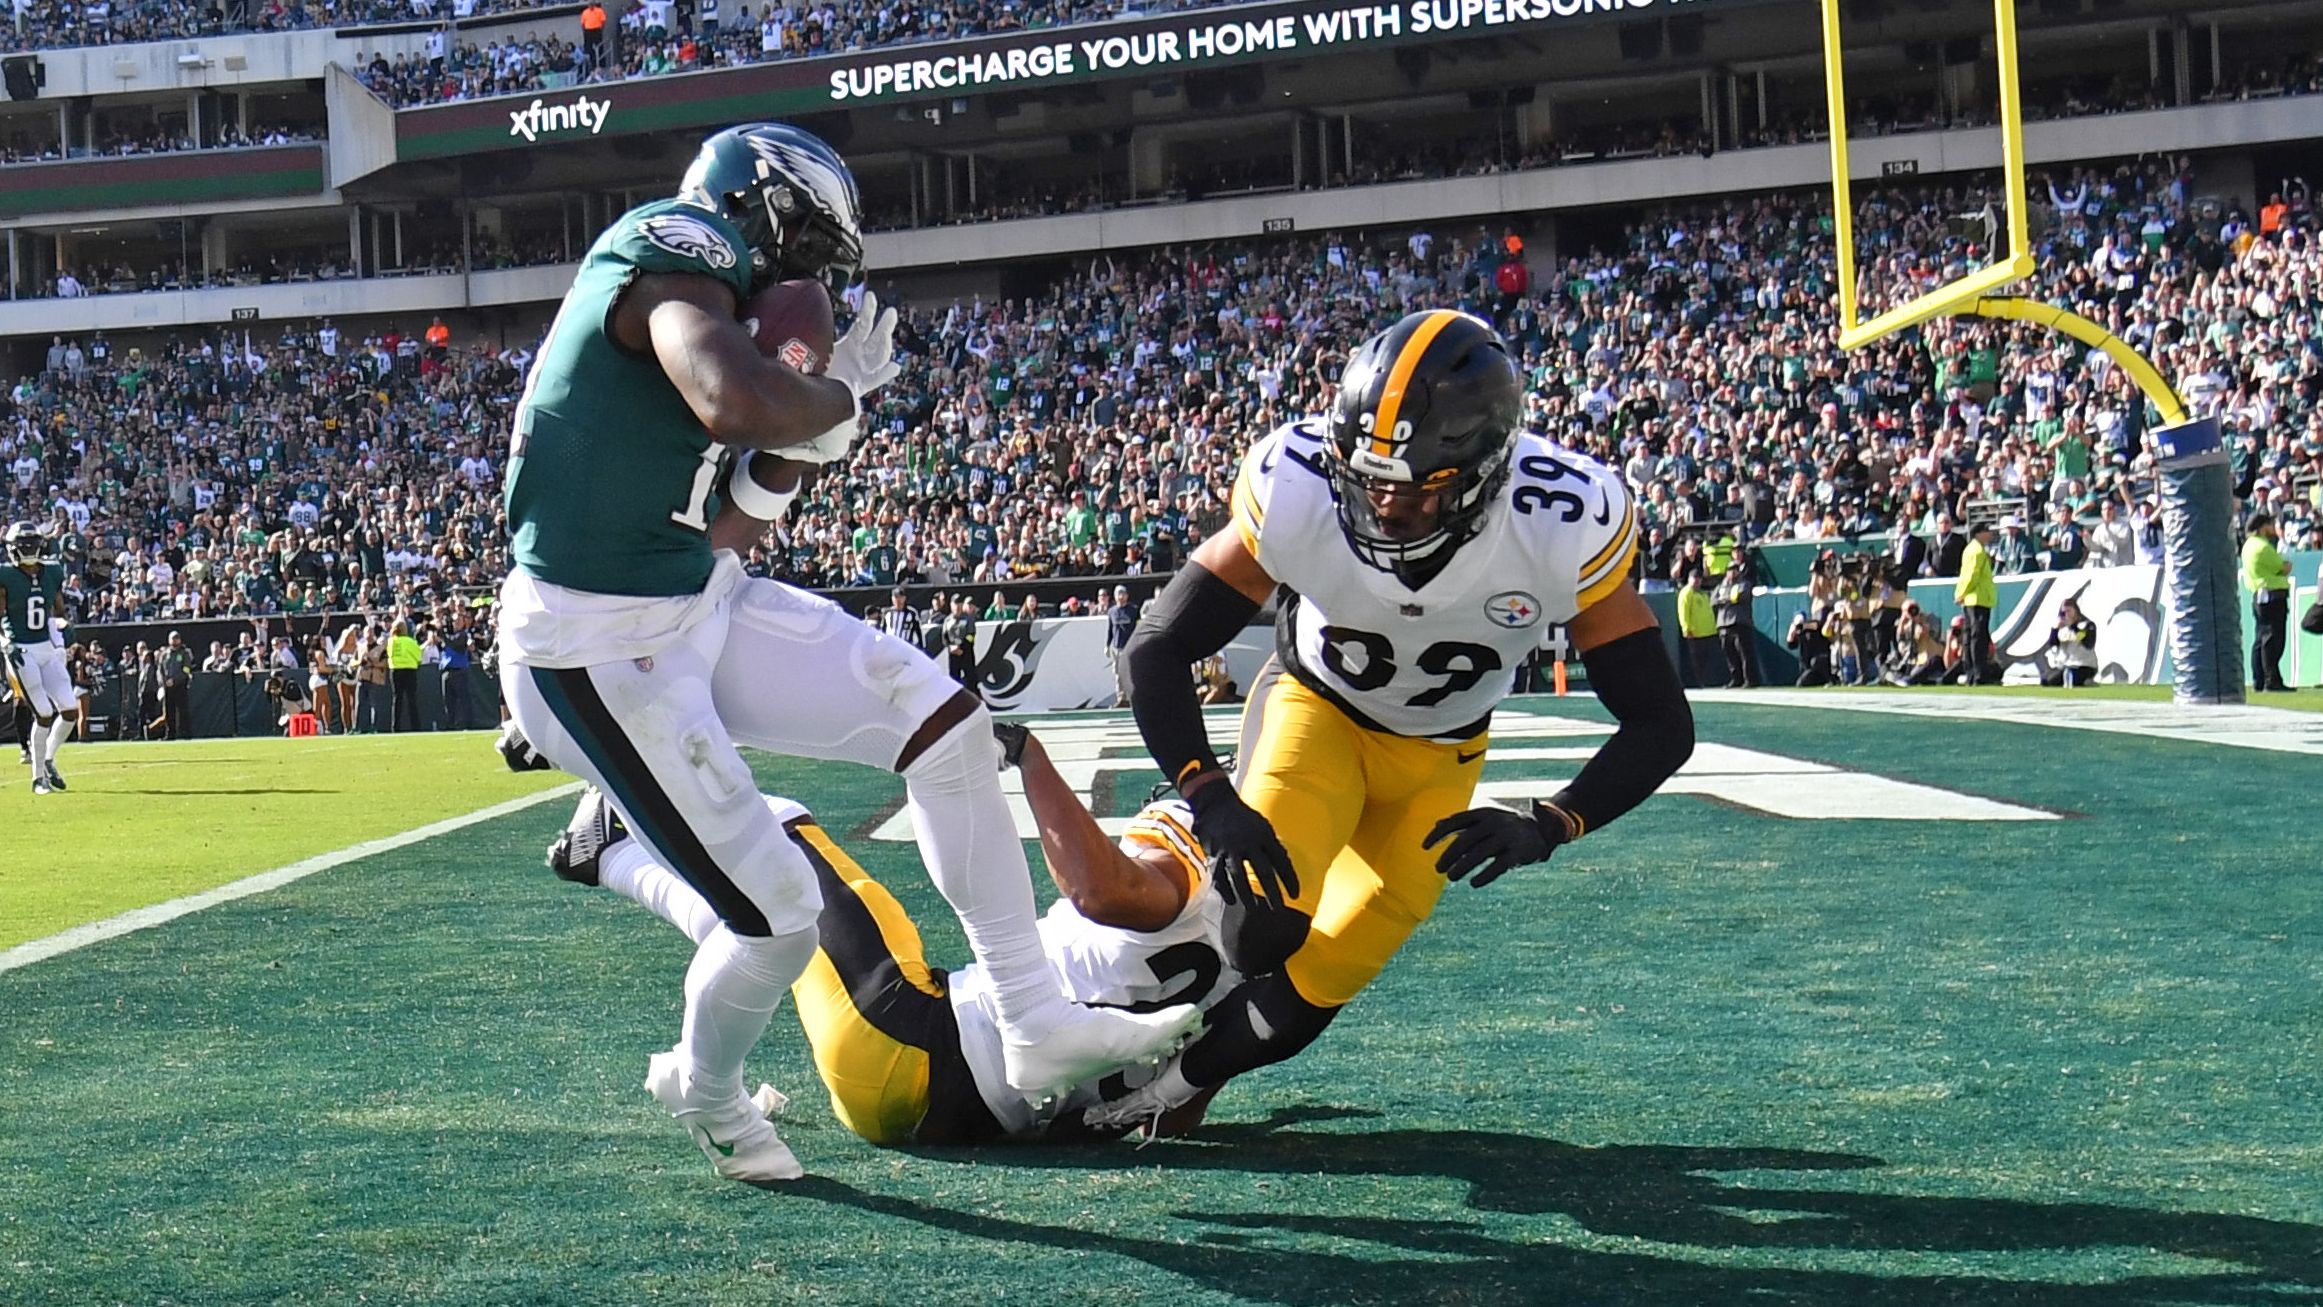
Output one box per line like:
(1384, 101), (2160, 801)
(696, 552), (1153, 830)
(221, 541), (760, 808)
(0, 781), (581, 976)
(1688, 689), (2323, 757)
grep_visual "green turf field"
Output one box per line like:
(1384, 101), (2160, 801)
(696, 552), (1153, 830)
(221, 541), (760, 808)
(0, 733), (572, 949)
(2, 699), (2317, 1306)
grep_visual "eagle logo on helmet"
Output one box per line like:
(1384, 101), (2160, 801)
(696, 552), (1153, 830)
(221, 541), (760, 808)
(639, 213), (738, 270)
(744, 131), (862, 237)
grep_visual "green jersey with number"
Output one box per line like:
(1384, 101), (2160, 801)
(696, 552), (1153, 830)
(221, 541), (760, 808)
(0, 562), (64, 644)
(505, 199), (755, 597)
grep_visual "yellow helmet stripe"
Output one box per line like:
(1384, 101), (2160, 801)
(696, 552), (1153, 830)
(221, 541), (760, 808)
(1368, 309), (1463, 461)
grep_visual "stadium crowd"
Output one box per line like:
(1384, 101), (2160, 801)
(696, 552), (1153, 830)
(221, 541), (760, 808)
(5, 152), (2318, 712)
(0, 121), (320, 165)
(3, 0), (550, 54)
(348, 0), (2323, 131)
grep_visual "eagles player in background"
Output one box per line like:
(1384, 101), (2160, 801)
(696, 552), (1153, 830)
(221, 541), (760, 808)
(1096, 309), (1696, 1130)
(543, 720), (1237, 1146)
(497, 122), (1194, 1182)
(3, 522), (75, 795)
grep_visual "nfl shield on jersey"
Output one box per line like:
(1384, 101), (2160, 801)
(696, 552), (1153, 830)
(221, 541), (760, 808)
(1231, 418), (1637, 739)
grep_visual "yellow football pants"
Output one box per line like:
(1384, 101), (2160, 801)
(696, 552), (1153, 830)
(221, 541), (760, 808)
(786, 823), (944, 1147)
(1233, 666), (1486, 1008)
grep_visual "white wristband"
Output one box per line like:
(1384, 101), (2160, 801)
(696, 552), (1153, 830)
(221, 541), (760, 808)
(727, 449), (800, 522)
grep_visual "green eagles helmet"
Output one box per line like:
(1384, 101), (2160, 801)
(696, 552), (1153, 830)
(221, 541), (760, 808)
(1324, 309), (1523, 576)
(679, 123), (864, 295)
(6, 521), (46, 565)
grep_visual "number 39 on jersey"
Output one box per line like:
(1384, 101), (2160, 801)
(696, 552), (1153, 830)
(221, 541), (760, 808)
(1231, 419), (1637, 738)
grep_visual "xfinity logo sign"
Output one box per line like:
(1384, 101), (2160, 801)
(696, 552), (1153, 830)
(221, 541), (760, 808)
(507, 94), (611, 142)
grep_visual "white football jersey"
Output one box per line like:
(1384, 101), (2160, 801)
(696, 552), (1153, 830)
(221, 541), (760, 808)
(1038, 799), (1237, 1015)
(949, 798), (1239, 1135)
(1230, 418), (1637, 739)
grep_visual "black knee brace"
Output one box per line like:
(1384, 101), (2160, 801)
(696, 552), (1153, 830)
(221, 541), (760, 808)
(1182, 972), (1341, 1088)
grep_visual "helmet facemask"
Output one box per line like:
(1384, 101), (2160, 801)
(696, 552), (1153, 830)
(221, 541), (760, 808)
(7, 523), (45, 566)
(1325, 440), (1513, 575)
(756, 182), (861, 294)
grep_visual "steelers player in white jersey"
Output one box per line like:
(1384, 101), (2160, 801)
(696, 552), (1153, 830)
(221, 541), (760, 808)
(544, 720), (1240, 1145)
(1094, 308), (1696, 1130)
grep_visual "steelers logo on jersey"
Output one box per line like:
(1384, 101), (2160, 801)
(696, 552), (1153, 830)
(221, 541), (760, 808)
(1484, 591), (1543, 628)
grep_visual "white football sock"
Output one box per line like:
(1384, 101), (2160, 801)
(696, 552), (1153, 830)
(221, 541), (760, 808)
(26, 720), (48, 774)
(44, 714), (70, 765)
(678, 924), (816, 1106)
(900, 707), (1066, 1032)
(601, 840), (722, 946)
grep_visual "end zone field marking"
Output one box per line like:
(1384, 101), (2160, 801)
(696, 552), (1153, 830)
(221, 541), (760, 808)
(1692, 690), (2323, 756)
(0, 781), (582, 977)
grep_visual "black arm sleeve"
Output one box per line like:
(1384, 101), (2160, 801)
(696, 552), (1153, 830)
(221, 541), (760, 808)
(1552, 626), (1695, 835)
(1126, 562), (1263, 791)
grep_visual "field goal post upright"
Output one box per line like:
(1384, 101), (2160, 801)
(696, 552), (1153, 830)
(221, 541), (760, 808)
(1817, 0), (2242, 702)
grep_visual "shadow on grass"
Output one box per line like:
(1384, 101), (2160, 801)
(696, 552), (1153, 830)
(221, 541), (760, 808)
(804, 1109), (2323, 1307)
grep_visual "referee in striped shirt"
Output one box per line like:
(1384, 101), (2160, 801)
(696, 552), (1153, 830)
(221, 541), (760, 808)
(879, 587), (925, 650)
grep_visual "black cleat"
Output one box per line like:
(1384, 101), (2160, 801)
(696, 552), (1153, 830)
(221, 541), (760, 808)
(546, 788), (627, 887)
(41, 764), (64, 792)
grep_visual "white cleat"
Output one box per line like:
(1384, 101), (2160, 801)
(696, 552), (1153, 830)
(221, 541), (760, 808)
(1082, 1053), (1204, 1137)
(1000, 1002), (1203, 1099)
(751, 1083), (790, 1119)
(644, 1050), (804, 1182)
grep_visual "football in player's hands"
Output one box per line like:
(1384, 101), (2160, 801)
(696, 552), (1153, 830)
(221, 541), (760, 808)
(740, 278), (835, 375)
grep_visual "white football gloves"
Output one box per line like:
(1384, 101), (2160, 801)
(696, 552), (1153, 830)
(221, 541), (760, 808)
(794, 290), (899, 468)
(786, 413), (862, 466)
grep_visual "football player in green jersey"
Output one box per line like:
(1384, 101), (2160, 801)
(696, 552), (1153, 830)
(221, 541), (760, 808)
(496, 123), (1196, 1183)
(1, 522), (74, 795)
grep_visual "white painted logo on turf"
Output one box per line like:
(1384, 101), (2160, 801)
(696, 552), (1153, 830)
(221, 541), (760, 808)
(865, 709), (2057, 843)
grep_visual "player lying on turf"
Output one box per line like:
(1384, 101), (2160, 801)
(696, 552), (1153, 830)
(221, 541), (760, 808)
(1096, 309), (1695, 1133)
(541, 719), (1237, 1145)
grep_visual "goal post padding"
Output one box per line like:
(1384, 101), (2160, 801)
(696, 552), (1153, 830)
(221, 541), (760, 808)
(2152, 415), (2244, 705)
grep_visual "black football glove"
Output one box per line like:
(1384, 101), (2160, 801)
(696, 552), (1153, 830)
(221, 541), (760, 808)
(991, 718), (1031, 770)
(1187, 777), (1298, 912)
(497, 721), (555, 773)
(1425, 802), (1568, 888)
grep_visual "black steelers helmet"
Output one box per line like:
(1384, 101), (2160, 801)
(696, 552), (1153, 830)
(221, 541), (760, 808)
(1325, 309), (1523, 574)
(678, 123), (864, 294)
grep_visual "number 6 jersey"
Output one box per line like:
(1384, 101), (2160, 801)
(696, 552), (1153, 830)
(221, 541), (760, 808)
(1231, 418), (1638, 739)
